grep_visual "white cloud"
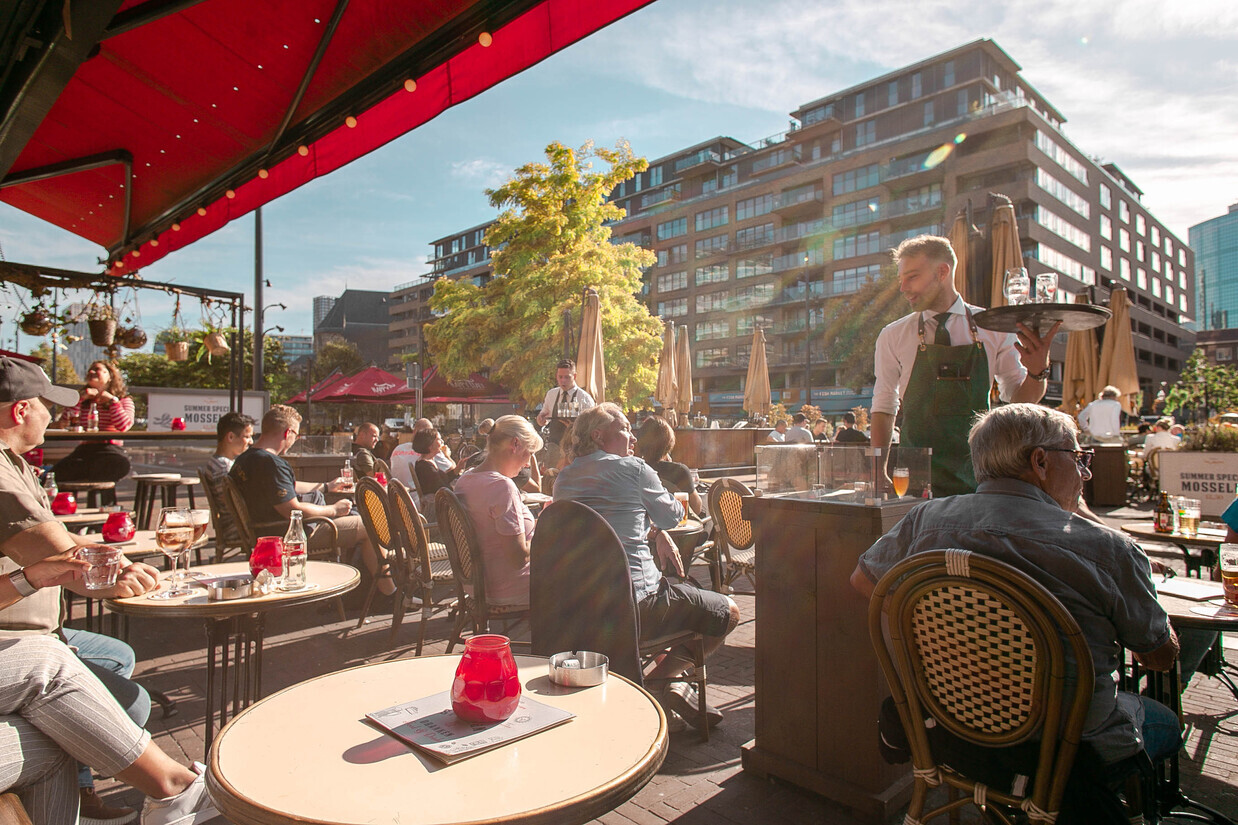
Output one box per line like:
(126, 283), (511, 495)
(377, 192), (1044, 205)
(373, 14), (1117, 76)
(449, 158), (511, 189)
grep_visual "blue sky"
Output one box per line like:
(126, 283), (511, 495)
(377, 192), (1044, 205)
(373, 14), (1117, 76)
(2, 0), (1235, 346)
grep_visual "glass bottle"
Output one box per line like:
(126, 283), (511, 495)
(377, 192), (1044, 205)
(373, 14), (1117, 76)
(85, 403), (99, 432)
(281, 511), (308, 590)
(41, 471), (57, 504)
(450, 634), (521, 723)
(1154, 492), (1175, 534)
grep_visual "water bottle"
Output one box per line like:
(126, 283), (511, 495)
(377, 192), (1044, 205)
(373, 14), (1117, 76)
(281, 511), (308, 591)
(340, 458), (354, 491)
(42, 471), (57, 504)
(85, 403), (99, 432)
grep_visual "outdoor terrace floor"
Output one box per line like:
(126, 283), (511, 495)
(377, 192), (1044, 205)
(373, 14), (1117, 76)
(82, 499), (1238, 824)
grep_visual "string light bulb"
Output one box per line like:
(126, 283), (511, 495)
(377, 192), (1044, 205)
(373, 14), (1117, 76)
(345, 115), (357, 128)
(478, 32), (492, 47)
(404, 79), (417, 92)
(197, 207), (207, 216)
(171, 222), (181, 232)
(258, 168), (269, 179)
(226, 189), (236, 199)
(297, 145), (309, 157)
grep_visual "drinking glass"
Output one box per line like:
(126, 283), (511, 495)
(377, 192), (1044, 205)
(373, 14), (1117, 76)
(1176, 497), (1201, 538)
(79, 546), (123, 591)
(1003, 268), (1030, 306)
(180, 509), (210, 587)
(674, 492), (690, 524)
(151, 507), (194, 599)
(891, 467), (910, 498)
(1035, 271), (1058, 304)
(1220, 543), (1238, 607)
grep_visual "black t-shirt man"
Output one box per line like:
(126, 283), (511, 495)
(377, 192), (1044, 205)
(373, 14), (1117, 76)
(230, 447), (298, 525)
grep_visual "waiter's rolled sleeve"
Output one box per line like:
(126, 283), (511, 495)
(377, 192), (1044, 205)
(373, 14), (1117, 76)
(991, 334), (1028, 401)
(870, 326), (903, 416)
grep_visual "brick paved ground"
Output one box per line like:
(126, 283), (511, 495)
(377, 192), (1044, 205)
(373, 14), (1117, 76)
(79, 496), (1238, 824)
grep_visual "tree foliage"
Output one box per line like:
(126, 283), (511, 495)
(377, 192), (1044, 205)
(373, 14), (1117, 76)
(118, 328), (296, 400)
(27, 344), (80, 385)
(427, 141), (661, 409)
(819, 266), (907, 391)
(311, 338), (365, 383)
(1164, 348), (1238, 421)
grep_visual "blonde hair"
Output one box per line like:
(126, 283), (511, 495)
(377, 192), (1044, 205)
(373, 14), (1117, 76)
(563, 402), (627, 463)
(488, 415), (542, 454)
(892, 234), (957, 272)
(262, 404), (302, 434)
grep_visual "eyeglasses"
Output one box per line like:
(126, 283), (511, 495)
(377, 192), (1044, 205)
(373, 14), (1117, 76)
(1042, 447), (1094, 470)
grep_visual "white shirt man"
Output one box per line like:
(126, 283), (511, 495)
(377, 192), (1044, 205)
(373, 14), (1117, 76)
(536, 360), (596, 428)
(1143, 422), (1180, 456)
(1078, 388), (1123, 442)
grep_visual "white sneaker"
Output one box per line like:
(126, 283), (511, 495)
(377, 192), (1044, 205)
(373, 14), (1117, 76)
(141, 763), (218, 825)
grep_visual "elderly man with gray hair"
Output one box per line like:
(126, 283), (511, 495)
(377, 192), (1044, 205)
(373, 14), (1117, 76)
(1078, 385), (1124, 443)
(851, 403), (1182, 803)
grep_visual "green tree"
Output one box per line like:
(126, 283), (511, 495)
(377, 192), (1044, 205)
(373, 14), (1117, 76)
(119, 328), (294, 398)
(311, 338), (365, 383)
(427, 141), (660, 408)
(819, 266), (907, 391)
(1164, 348), (1238, 421)
(27, 344), (80, 385)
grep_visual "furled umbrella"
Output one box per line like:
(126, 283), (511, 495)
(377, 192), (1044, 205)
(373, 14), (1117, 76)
(676, 324), (693, 422)
(743, 327), (772, 420)
(1097, 287), (1141, 415)
(947, 209), (972, 301)
(575, 288), (606, 404)
(656, 321), (679, 424)
(987, 195), (1022, 308)
(1057, 293), (1100, 419)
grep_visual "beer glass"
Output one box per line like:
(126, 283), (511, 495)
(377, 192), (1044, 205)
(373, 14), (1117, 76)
(1003, 268), (1030, 306)
(1220, 544), (1238, 607)
(1177, 497), (1201, 538)
(891, 467), (910, 498)
(1035, 271), (1058, 303)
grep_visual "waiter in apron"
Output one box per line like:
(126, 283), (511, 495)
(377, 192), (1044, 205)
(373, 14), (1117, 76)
(535, 359), (597, 448)
(870, 235), (1059, 497)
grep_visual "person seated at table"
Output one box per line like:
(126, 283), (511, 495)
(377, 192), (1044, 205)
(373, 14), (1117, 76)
(463, 445), (542, 494)
(634, 417), (702, 516)
(52, 360), (135, 485)
(766, 420), (788, 443)
(453, 417), (542, 607)
(350, 422), (381, 478)
(373, 426), (397, 464)
(851, 403), (1181, 815)
(200, 411), (255, 550)
(783, 413), (814, 444)
(412, 428), (461, 500)
(1142, 417), (1180, 456)
(0, 355), (165, 825)
(833, 411), (869, 445)
(412, 419), (455, 471)
(554, 403), (740, 732)
(1078, 386), (1124, 443)
(0, 633), (217, 825)
(230, 405), (392, 596)
(811, 418), (830, 442)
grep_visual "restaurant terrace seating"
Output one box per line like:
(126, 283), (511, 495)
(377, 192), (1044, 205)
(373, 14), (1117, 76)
(867, 549), (1095, 825)
(352, 477), (402, 630)
(387, 479), (456, 654)
(435, 487), (529, 652)
(707, 477), (756, 594)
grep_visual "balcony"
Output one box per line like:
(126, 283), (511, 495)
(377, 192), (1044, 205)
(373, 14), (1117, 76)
(771, 247), (826, 274)
(734, 228), (779, 252)
(639, 187), (682, 210)
(880, 152), (937, 186)
(673, 149), (723, 174)
(752, 146), (802, 175)
(881, 191), (944, 224)
(770, 186), (824, 217)
(790, 105), (841, 139)
(778, 219), (828, 243)
(612, 230), (651, 247)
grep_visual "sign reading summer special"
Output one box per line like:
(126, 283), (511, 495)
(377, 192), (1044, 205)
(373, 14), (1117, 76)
(143, 389), (268, 432)
(1158, 451), (1238, 519)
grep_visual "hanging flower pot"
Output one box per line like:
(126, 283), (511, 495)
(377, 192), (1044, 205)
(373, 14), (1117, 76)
(19, 309), (53, 336)
(203, 331), (230, 357)
(118, 326), (147, 349)
(165, 341), (190, 361)
(88, 318), (117, 346)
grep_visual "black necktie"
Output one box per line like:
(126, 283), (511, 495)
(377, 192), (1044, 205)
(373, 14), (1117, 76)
(934, 313), (952, 346)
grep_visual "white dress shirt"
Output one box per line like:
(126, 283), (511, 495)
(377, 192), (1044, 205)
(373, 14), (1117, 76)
(1078, 398), (1123, 441)
(539, 385), (596, 419)
(871, 296), (1027, 417)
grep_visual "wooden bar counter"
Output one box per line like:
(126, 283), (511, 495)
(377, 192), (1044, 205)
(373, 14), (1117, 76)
(740, 493), (916, 822)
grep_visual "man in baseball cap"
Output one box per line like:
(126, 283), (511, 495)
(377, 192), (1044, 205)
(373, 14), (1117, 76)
(0, 356), (80, 409)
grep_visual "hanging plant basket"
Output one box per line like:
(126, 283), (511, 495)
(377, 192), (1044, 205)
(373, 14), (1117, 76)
(117, 326), (147, 349)
(19, 309), (53, 336)
(165, 341), (190, 361)
(202, 331), (230, 357)
(88, 318), (117, 346)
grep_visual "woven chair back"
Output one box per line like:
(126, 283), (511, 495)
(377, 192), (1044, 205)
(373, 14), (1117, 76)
(435, 487), (488, 622)
(220, 475), (263, 550)
(374, 457), (391, 476)
(199, 472), (241, 552)
(708, 477), (754, 551)
(389, 479), (432, 587)
(355, 477), (409, 581)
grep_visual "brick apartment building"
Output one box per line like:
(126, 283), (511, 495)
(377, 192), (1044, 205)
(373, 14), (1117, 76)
(392, 39), (1194, 416)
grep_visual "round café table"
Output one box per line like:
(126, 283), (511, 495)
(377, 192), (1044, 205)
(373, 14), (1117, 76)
(107, 560), (359, 752)
(1121, 521), (1227, 578)
(207, 654), (668, 825)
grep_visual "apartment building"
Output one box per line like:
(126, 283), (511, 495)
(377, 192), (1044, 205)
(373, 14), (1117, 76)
(1191, 202), (1238, 334)
(392, 39), (1194, 415)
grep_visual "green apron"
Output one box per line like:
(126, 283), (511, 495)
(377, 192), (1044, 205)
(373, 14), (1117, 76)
(900, 308), (990, 498)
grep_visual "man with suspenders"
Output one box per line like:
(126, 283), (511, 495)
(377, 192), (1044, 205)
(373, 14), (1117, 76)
(535, 359), (596, 447)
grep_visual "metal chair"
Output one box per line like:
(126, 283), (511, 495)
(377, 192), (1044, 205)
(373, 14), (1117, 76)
(529, 500), (711, 739)
(434, 487), (529, 653)
(868, 549), (1095, 825)
(388, 479), (456, 653)
(707, 477), (755, 593)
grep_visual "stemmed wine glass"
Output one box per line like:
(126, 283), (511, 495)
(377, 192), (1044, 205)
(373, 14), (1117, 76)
(176, 508), (211, 588)
(1003, 268), (1030, 306)
(151, 507), (194, 599)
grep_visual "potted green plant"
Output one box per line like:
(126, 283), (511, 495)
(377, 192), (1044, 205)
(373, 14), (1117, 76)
(19, 306), (53, 336)
(196, 324), (232, 361)
(85, 301), (118, 346)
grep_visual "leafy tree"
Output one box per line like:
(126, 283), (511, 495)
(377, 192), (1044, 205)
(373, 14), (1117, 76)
(118, 328), (295, 399)
(427, 141), (661, 409)
(819, 267), (907, 391)
(311, 338), (365, 383)
(27, 344), (80, 385)
(1164, 348), (1238, 422)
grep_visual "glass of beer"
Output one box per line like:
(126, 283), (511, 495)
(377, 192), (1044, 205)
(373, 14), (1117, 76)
(1177, 497), (1201, 537)
(1220, 544), (1238, 607)
(674, 492), (690, 525)
(151, 507), (194, 599)
(891, 467), (910, 498)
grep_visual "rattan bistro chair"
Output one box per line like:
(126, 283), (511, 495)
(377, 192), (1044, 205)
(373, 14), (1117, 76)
(352, 477), (400, 629)
(707, 478), (756, 594)
(387, 479), (456, 653)
(868, 549), (1094, 825)
(435, 487), (529, 653)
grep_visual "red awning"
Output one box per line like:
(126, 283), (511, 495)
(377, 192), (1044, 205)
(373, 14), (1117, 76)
(316, 366), (411, 404)
(421, 366), (510, 403)
(0, 0), (653, 273)
(286, 370), (349, 404)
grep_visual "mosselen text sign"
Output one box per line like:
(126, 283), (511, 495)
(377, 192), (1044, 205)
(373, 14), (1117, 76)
(143, 388), (268, 432)
(1158, 451), (1238, 519)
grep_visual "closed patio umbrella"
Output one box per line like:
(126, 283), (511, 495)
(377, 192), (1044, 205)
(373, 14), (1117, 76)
(676, 324), (693, 420)
(988, 196), (1022, 308)
(1097, 287), (1141, 415)
(575, 288), (606, 404)
(948, 210), (972, 301)
(656, 321), (678, 424)
(744, 327), (772, 419)
(1057, 293), (1100, 418)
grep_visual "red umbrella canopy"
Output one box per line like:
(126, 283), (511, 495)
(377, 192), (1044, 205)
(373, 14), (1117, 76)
(316, 366), (411, 403)
(0, 0), (654, 272)
(286, 370), (349, 404)
(421, 367), (509, 403)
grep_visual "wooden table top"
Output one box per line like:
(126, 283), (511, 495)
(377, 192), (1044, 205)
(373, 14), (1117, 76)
(77, 529), (163, 558)
(1155, 578), (1238, 631)
(105, 561), (358, 619)
(1121, 521), (1228, 549)
(207, 654), (667, 825)
(55, 509), (110, 526)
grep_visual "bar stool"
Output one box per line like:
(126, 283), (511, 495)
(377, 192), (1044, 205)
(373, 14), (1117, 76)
(132, 473), (183, 529)
(57, 480), (116, 508)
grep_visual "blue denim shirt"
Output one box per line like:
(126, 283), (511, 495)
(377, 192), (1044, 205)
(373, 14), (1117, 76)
(858, 478), (1172, 763)
(553, 450), (683, 600)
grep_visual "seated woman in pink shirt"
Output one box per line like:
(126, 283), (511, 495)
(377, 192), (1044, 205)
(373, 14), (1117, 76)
(453, 416), (543, 607)
(53, 360), (136, 484)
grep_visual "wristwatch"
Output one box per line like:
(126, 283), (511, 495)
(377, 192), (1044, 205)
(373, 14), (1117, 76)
(8, 570), (37, 598)
(1028, 366), (1051, 381)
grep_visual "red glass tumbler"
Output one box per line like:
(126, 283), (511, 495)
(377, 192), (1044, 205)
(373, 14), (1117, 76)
(450, 634), (521, 723)
(249, 536), (284, 578)
(51, 492), (77, 515)
(101, 511), (135, 543)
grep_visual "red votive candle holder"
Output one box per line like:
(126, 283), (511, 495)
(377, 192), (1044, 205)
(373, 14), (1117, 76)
(51, 491), (77, 515)
(101, 511), (135, 543)
(450, 634), (521, 723)
(249, 536), (284, 578)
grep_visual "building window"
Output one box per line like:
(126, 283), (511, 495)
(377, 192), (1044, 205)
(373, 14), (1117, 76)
(735, 222), (776, 249)
(1034, 168), (1090, 219)
(736, 193), (774, 221)
(1099, 183), (1112, 209)
(1135, 214), (1146, 236)
(657, 217), (686, 241)
(1218, 348), (1233, 362)
(701, 177), (718, 195)
(911, 72), (922, 98)
(1035, 205), (1091, 252)
(695, 264), (729, 286)
(695, 319), (730, 341)
(1119, 258), (1131, 281)
(696, 290), (728, 314)
(696, 347), (729, 368)
(1034, 131), (1089, 185)
(1119, 228), (1130, 253)
(1151, 277), (1161, 298)
(944, 61), (954, 86)
(1178, 248), (1186, 266)
(736, 315), (773, 336)
(656, 271), (687, 292)
(657, 244), (687, 268)
(737, 255), (774, 280)
(855, 93), (866, 117)
(1166, 284), (1174, 303)
(1151, 251), (1160, 273)
(695, 234), (729, 259)
(1119, 200), (1130, 223)
(833, 230), (882, 260)
(833, 197), (880, 228)
(656, 297), (686, 318)
(855, 120), (876, 147)
(735, 283), (775, 307)
(923, 101), (934, 126)
(888, 81), (898, 107)
(1136, 241), (1145, 262)
(832, 264), (882, 295)
(834, 164), (880, 195)
(1179, 270), (1187, 288)
(695, 206), (729, 232)
(1100, 214), (1112, 240)
(720, 165), (738, 188)
(1151, 225), (1161, 246)
(1100, 246), (1113, 271)
(1036, 244), (1095, 286)
(1136, 268), (1148, 290)
(957, 89), (969, 115)
(1164, 236), (1173, 256)
(1179, 294), (1187, 312)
